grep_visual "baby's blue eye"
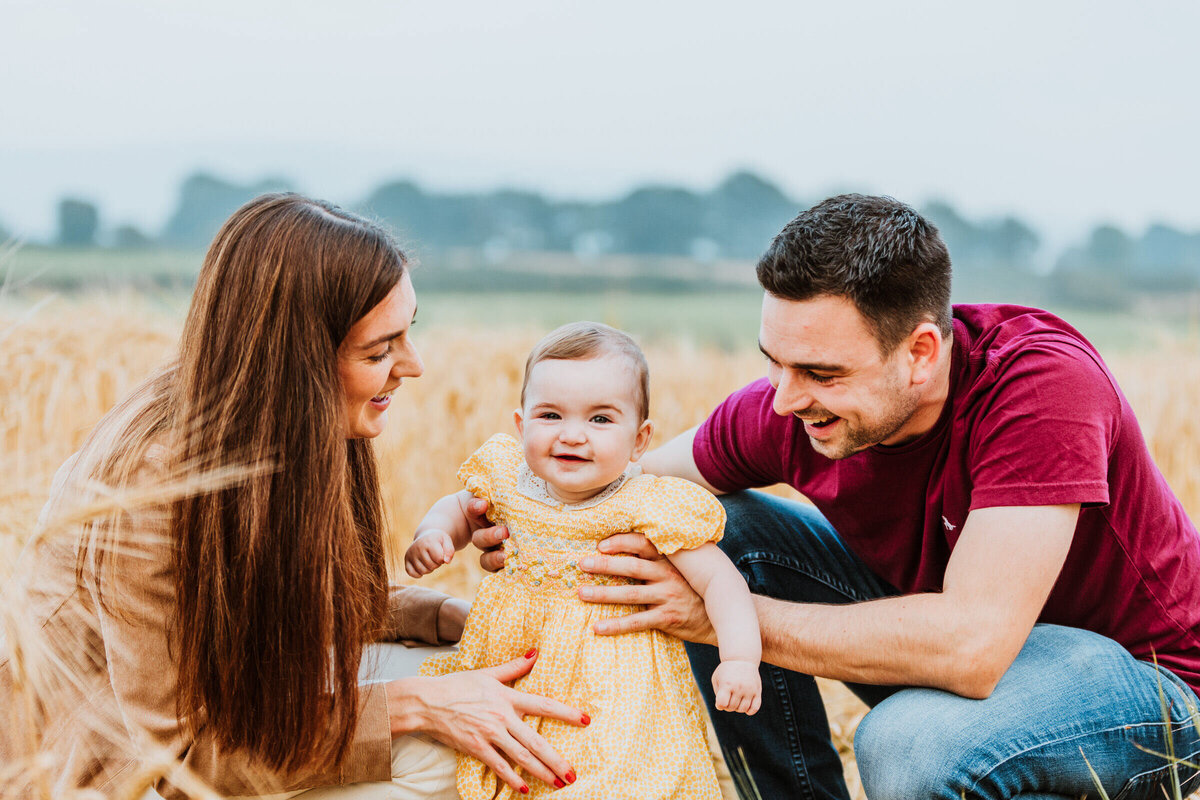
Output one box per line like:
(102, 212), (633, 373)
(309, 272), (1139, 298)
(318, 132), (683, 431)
(590, 415), (612, 424)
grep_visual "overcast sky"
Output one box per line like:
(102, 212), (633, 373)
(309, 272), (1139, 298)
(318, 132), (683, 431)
(2, 0), (1198, 250)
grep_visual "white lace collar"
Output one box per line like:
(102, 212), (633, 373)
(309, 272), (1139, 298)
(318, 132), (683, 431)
(516, 462), (643, 511)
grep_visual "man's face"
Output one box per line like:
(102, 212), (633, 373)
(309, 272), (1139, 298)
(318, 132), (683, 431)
(759, 293), (923, 460)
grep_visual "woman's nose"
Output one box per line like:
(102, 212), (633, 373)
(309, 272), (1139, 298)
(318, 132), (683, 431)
(394, 340), (423, 379)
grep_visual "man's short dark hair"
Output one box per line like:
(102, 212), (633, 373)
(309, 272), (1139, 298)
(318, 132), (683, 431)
(756, 194), (953, 353)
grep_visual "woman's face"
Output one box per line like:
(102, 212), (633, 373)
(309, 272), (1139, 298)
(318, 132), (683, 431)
(336, 273), (423, 438)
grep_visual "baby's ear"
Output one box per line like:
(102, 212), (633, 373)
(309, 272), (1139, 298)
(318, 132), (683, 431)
(513, 408), (524, 438)
(631, 419), (655, 461)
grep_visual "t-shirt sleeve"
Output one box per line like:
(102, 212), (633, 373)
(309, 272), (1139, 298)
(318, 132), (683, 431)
(693, 378), (791, 492)
(968, 339), (1120, 510)
(633, 476), (726, 555)
(456, 433), (519, 503)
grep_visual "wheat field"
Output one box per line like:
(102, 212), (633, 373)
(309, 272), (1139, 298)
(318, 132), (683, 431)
(2, 293), (1198, 799)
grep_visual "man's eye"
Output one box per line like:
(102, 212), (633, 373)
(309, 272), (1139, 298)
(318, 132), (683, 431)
(808, 371), (835, 385)
(590, 415), (612, 424)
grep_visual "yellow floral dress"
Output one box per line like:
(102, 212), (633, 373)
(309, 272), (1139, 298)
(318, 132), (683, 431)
(421, 433), (725, 800)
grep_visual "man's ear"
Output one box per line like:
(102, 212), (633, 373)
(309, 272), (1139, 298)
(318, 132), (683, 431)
(630, 419), (655, 461)
(905, 322), (942, 386)
(513, 408), (524, 438)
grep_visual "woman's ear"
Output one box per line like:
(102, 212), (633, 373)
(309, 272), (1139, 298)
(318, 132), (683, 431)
(513, 408), (524, 438)
(630, 419), (655, 461)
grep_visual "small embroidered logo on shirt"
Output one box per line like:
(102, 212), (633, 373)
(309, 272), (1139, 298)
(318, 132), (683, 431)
(942, 516), (957, 531)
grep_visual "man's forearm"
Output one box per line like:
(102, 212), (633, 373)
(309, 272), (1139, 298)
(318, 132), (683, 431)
(754, 592), (1011, 699)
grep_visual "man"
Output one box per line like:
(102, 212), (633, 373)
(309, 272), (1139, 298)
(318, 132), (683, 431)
(537, 195), (1200, 798)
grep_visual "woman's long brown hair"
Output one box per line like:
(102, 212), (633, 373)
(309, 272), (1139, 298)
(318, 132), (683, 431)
(164, 194), (400, 772)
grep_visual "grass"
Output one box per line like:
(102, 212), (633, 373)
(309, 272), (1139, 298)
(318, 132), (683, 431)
(2, 290), (1199, 799)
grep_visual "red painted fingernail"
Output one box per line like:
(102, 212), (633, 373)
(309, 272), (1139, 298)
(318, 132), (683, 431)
(565, 770), (576, 784)
(525, 648), (537, 659)
(580, 713), (590, 726)
(554, 778), (565, 788)
(519, 785), (529, 795)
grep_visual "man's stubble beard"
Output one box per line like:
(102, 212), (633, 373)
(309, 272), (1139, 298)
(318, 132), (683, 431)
(809, 371), (921, 461)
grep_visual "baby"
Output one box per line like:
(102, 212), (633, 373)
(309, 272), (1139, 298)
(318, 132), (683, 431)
(406, 321), (760, 799)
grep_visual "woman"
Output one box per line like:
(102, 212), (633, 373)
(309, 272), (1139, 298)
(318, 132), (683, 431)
(0, 194), (585, 799)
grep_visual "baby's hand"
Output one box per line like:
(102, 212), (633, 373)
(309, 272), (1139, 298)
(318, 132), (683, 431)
(405, 530), (456, 578)
(712, 660), (762, 715)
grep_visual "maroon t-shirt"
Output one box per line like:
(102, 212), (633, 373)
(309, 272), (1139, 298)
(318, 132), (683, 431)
(694, 303), (1200, 693)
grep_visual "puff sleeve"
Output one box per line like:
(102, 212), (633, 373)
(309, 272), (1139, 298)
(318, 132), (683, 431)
(633, 476), (726, 555)
(456, 433), (521, 509)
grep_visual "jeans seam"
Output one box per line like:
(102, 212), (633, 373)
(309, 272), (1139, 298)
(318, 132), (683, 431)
(967, 723), (1200, 797)
(767, 663), (823, 800)
(739, 550), (882, 603)
(1111, 745), (1200, 800)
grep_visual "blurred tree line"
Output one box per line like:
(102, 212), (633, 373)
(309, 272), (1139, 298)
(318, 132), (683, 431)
(10, 171), (1200, 309)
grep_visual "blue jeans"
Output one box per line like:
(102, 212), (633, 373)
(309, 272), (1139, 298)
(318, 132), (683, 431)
(686, 491), (1200, 800)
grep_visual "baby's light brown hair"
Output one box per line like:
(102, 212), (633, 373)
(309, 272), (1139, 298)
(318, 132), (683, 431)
(520, 322), (650, 421)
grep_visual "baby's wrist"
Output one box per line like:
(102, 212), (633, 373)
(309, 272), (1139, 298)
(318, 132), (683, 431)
(718, 656), (761, 668)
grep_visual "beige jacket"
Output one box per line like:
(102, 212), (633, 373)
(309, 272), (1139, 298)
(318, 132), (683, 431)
(0, 446), (451, 800)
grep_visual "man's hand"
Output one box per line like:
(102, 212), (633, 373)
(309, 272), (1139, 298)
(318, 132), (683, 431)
(576, 533), (716, 645)
(466, 496), (509, 572)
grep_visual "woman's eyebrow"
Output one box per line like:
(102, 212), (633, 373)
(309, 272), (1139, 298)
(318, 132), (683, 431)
(362, 329), (406, 349)
(361, 305), (417, 349)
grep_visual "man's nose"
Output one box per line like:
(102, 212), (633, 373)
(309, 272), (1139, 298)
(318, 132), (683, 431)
(773, 371), (813, 417)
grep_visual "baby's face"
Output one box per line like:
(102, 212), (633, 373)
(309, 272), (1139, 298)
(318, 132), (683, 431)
(516, 354), (652, 505)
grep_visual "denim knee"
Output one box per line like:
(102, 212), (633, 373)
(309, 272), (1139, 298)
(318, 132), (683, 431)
(854, 690), (974, 800)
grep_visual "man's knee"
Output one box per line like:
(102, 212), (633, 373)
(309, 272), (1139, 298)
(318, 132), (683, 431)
(854, 689), (979, 800)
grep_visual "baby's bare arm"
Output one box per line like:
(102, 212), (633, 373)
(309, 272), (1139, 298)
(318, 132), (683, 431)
(414, 490), (477, 550)
(666, 543), (761, 667)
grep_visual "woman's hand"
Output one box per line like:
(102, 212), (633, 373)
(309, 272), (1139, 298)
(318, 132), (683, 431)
(386, 652), (587, 794)
(576, 533), (717, 645)
(466, 497), (509, 573)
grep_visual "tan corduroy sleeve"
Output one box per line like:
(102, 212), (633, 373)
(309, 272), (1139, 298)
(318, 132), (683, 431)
(379, 584), (453, 646)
